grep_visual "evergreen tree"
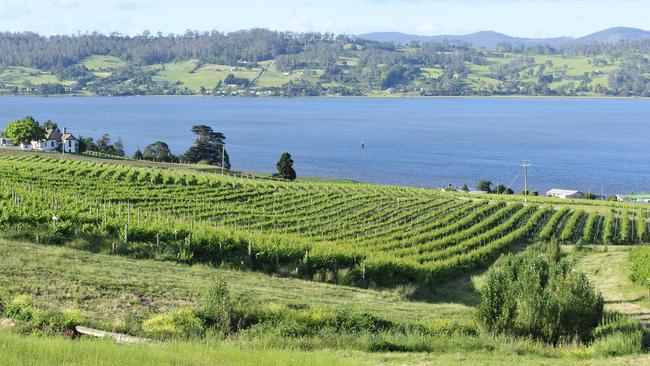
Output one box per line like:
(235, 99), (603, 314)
(185, 125), (230, 168)
(132, 149), (143, 160)
(275, 152), (296, 181)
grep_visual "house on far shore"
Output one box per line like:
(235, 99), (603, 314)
(546, 189), (583, 199)
(616, 194), (650, 204)
(31, 127), (79, 153)
(468, 190), (488, 195)
(0, 137), (13, 146)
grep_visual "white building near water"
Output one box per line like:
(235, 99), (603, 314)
(31, 128), (79, 153)
(546, 189), (583, 199)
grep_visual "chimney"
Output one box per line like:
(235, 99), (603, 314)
(63, 127), (67, 134)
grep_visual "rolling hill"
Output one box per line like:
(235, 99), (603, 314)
(357, 27), (650, 49)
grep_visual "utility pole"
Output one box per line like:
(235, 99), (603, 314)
(221, 145), (225, 176)
(521, 160), (530, 204)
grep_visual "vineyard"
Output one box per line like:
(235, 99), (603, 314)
(0, 153), (648, 286)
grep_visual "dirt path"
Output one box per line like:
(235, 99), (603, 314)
(574, 246), (650, 330)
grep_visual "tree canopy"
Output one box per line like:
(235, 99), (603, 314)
(476, 180), (493, 193)
(143, 141), (175, 162)
(2, 116), (43, 143)
(185, 125), (230, 169)
(275, 152), (297, 181)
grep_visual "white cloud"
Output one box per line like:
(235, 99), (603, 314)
(417, 19), (439, 34)
(289, 15), (309, 32)
(322, 19), (333, 31)
(0, 5), (32, 20)
(54, 0), (80, 8)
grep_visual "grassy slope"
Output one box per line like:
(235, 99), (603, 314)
(573, 245), (650, 329)
(1, 239), (649, 365)
(0, 239), (475, 329)
(1, 51), (640, 94)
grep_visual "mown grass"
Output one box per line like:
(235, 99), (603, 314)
(0, 238), (476, 330)
(148, 60), (262, 90)
(0, 66), (73, 87)
(573, 245), (650, 326)
(80, 55), (128, 77)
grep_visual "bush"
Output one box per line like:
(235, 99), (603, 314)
(4, 295), (40, 321)
(630, 247), (650, 289)
(590, 331), (644, 356)
(201, 280), (232, 332)
(142, 308), (203, 339)
(478, 243), (604, 345)
(3, 295), (83, 333)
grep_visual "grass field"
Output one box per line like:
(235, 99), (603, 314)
(148, 60), (262, 90)
(2, 329), (650, 366)
(0, 66), (69, 87)
(574, 246), (650, 329)
(0, 239), (648, 365)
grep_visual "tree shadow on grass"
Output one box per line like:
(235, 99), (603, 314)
(409, 241), (534, 307)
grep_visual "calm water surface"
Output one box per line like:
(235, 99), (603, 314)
(0, 96), (648, 194)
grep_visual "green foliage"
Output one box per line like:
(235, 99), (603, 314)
(629, 247), (650, 288)
(590, 313), (644, 356)
(142, 141), (175, 162)
(601, 210), (617, 244)
(2, 116), (43, 143)
(478, 244), (604, 345)
(476, 180), (492, 193)
(142, 308), (203, 339)
(3, 294), (84, 332)
(0, 154), (642, 288)
(185, 125), (230, 168)
(4, 295), (40, 321)
(201, 280), (232, 332)
(275, 152), (297, 181)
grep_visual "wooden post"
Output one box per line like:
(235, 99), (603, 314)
(248, 242), (252, 267)
(362, 259), (367, 281)
(156, 233), (160, 253)
(124, 224), (128, 244)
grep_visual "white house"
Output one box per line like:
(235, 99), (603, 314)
(0, 137), (13, 146)
(546, 189), (583, 199)
(30, 127), (79, 153)
(32, 128), (62, 150)
(61, 131), (80, 153)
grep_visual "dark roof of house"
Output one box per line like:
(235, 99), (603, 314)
(44, 128), (62, 141)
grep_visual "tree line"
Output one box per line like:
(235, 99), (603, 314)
(1, 116), (296, 180)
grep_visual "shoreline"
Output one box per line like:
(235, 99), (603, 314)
(0, 94), (648, 100)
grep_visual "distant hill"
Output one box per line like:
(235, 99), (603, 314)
(357, 27), (650, 49)
(575, 27), (650, 44)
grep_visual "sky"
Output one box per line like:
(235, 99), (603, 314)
(0, 0), (649, 38)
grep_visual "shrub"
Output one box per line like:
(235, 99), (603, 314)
(4, 295), (40, 322)
(201, 280), (232, 332)
(630, 247), (650, 290)
(590, 331), (644, 356)
(478, 243), (604, 345)
(142, 308), (203, 339)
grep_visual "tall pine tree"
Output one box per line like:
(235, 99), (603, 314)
(185, 125), (230, 169)
(275, 152), (296, 181)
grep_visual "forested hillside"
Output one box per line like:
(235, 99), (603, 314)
(1, 29), (650, 97)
